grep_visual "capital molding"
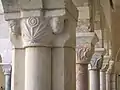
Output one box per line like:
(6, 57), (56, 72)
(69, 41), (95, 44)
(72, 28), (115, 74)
(21, 16), (54, 47)
(100, 55), (111, 72)
(2, 64), (12, 75)
(88, 48), (106, 70)
(100, 62), (109, 72)
(76, 44), (94, 64)
(76, 32), (99, 46)
(106, 60), (114, 74)
(8, 19), (23, 48)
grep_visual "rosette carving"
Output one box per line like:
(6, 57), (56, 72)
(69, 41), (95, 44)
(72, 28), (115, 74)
(21, 16), (54, 47)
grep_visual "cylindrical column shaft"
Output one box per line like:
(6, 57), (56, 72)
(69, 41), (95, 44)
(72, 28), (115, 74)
(106, 73), (111, 90)
(5, 74), (11, 90)
(76, 64), (88, 90)
(89, 70), (100, 90)
(25, 47), (51, 90)
(100, 71), (106, 90)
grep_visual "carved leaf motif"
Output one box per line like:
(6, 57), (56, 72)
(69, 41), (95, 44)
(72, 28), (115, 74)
(90, 54), (102, 70)
(76, 45), (92, 63)
(22, 17), (53, 46)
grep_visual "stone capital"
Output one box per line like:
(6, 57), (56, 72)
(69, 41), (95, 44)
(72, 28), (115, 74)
(100, 55), (111, 72)
(21, 16), (54, 47)
(8, 19), (23, 49)
(76, 44), (93, 64)
(106, 60), (114, 74)
(100, 63), (109, 72)
(76, 32), (99, 46)
(2, 64), (12, 75)
(88, 48), (106, 70)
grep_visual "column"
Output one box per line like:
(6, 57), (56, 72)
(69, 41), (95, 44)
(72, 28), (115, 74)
(106, 60), (114, 90)
(89, 48), (105, 90)
(8, 19), (25, 90)
(2, 64), (12, 90)
(74, 0), (98, 90)
(76, 34), (98, 90)
(111, 73), (117, 90)
(21, 16), (54, 90)
(1, 0), (78, 90)
(51, 2), (78, 90)
(100, 56), (110, 90)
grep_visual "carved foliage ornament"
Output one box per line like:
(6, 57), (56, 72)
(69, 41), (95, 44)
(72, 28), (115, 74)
(22, 16), (54, 46)
(76, 45), (92, 64)
(89, 54), (103, 70)
(100, 63), (109, 72)
(106, 60), (114, 73)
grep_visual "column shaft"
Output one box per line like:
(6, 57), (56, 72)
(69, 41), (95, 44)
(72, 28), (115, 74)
(25, 47), (51, 90)
(11, 49), (25, 90)
(100, 71), (106, 90)
(5, 74), (11, 90)
(106, 73), (111, 90)
(76, 64), (88, 90)
(89, 70), (100, 90)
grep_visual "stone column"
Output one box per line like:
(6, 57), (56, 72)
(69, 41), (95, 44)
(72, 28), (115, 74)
(111, 73), (116, 90)
(21, 16), (54, 90)
(8, 19), (25, 90)
(76, 33), (98, 90)
(89, 48), (105, 90)
(74, 0), (98, 90)
(106, 60), (114, 90)
(2, 64), (12, 90)
(100, 56), (109, 90)
(1, 0), (78, 90)
(51, 3), (78, 90)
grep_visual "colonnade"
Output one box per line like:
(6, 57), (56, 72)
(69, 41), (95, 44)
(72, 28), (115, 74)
(0, 0), (117, 90)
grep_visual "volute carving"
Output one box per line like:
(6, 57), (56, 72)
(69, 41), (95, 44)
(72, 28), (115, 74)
(89, 54), (103, 70)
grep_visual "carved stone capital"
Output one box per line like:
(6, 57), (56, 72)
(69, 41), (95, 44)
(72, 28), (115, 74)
(100, 63), (109, 72)
(8, 19), (21, 35)
(8, 19), (23, 48)
(88, 48), (106, 70)
(106, 60), (114, 74)
(2, 64), (12, 75)
(76, 32), (99, 46)
(76, 44), (93, 64)
(21, 16), (54, 47)
(100, 56), (111, 72)
(50, 16), (64, 34)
